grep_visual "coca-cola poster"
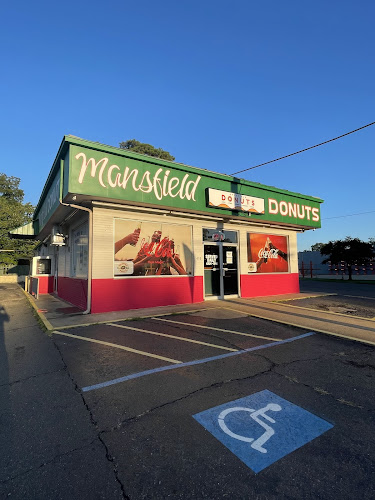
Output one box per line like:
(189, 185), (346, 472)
(114, 219), (193, 276)
(247, 233), (289, 273)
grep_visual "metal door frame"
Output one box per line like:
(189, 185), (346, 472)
(203, 242), (239, 300)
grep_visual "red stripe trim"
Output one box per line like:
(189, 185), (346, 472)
(240, 273), (299, 297)
(91, 276), (204, 313)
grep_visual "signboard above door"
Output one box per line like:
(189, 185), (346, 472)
(207, 188), (265, 214)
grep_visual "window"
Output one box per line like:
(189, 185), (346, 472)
(35, 258), (51, 275)
(247, 233), (289, 273)
(202, 229), (238, 243)
(71, 222), (88, 278)
(114, 219), (193, 277)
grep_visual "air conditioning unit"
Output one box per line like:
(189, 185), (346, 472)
(51, 225), (66, 246)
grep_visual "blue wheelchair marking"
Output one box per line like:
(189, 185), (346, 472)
(193, 390), (334, 473)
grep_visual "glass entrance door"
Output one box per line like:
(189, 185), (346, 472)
(204, 244), (238, 298)
(222, 245), (238, 295)
(204, 245), (221, 297)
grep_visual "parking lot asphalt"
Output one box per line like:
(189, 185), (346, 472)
(52, 312), (309, 394)
(297, 279), (375, 318)
(1, 282), (375, 499)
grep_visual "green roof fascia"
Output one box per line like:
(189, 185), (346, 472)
(33, 137), (70, 219)
(60, 135), (323, 203)
(32, 135), (323, 233)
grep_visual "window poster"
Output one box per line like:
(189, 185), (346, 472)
(247, 233), (289, 273)
(114, 219), (193, 277)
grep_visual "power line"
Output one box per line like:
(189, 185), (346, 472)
(323, 210), (375, 221)
(231, 121), (375, 176)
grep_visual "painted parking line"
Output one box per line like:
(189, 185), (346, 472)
(107, 323), (239, 352)
(341, 294), (375, 301)
(52, 308), (212, 331)
(273, 293), (338, 302)
(151, 317), (282, 341)
(53, 330), (182, 364)
(265, 301), (375, 322)
(81, 331), (316, 393)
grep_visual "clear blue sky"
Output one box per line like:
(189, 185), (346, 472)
(1, 0), (374, 250)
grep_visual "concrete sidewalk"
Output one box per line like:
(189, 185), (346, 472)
(29, 288), (375, 346)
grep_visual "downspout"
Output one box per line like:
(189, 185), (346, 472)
(59, 159), (93, 315)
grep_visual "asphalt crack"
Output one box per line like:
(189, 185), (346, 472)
(101, 361), (275, 434)
(339, 359), (375, 370)
(97, 433), (130, 500)
(0, 439), (98, 485)
(52, 338), (129, 499)
(272, 368), (365, 410)
(0, 367), (65, 388)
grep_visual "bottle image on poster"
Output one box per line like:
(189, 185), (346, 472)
(247, 234), (289, 273)
(114, 219), (193, 276)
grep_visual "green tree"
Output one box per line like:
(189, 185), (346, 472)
(119, 139), (175, 161)
(320, 237), (374, 280)
(311, 242), (324, 251)
(0, 173), (36, 265)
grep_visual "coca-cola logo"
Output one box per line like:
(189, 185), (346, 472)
(139, 237), (174, 259)
(258, 248), (279, 259)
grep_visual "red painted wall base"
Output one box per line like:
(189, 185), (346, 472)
(57, 277), (88, 310)
(91, 276), (204, 313)
(31, 275), (54, 294)
(240, 273), (300, 297)
(52, 273), (299, 314)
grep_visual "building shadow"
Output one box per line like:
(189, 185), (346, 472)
(183, 242), (197, 302)
(0, 305), (10, 481)
(0, 305), (10, 380)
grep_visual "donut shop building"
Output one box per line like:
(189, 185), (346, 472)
(21, 136), (322, 313)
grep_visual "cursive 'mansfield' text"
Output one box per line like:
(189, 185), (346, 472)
(75, 152), (201, 202)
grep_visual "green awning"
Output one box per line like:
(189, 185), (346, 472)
(9, 222), (37, 239)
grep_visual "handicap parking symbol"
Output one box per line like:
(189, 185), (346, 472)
(193, 390), (334, 473)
